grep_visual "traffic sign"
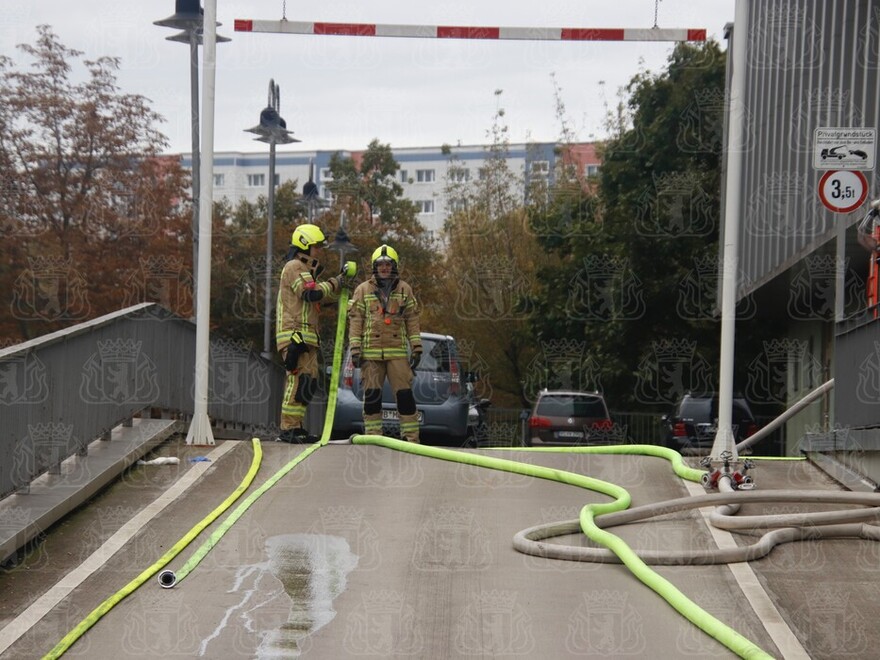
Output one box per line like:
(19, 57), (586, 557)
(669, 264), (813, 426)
(817, 170), (869, 213)
(814, 127), (875, 170)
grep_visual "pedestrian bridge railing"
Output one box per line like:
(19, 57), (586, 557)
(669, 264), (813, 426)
(0, 303), (284, 501)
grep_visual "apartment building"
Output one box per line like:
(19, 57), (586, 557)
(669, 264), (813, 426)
(178, 142), (600, 236)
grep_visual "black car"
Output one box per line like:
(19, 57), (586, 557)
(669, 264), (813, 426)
(662, 393), (759, 452)
(331, 332), (470, 445)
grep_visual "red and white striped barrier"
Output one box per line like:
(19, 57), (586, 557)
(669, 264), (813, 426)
(233, 19), (706, 42)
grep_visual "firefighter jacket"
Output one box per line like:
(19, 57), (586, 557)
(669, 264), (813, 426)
(348, 275), (421, 359)
(275, 253), (341, 351)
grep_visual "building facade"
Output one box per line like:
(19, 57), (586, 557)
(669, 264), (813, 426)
(725, 0), (880, 478)
(178, 142), (600, 237)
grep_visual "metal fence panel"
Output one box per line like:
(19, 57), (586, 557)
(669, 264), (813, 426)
(0, 304), (284, 499)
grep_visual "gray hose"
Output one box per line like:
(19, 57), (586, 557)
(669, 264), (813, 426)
(514, 488), (880, 564)
(736, 379), (833, 452)
(514, 520), (880, 564)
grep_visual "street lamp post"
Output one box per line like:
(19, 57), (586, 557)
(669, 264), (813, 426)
(301, 159), (330, 222)
(245, 80), (299, 359)
(327, 210), (358, 273)
(154, 0), (229, 305)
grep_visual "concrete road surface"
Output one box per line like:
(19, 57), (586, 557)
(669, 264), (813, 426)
(2, 437), (879, 659)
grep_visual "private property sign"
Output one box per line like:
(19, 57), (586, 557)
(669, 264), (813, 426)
(813, 127), (875, 170)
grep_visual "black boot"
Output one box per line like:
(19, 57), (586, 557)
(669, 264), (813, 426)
(277, 428), (309, 444)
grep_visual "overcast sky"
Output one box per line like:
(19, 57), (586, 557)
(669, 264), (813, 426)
(2, 1), (734, 155)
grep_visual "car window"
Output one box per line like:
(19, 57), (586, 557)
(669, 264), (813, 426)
(679, 398), (711, 419)
(421, 338), (455, 372)
(537, 394), (606, 417)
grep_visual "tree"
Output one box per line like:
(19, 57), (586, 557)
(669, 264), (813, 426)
(326, 138), (419, 225)
(528, 41), (777, 411)
(0, 26), (190, 341)
(437, 93), (539, 407)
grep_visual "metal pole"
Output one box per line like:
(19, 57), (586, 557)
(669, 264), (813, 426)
(186, 0), (218, 446)
(263, 140), (277, 358)
(308, 160), (315, 222)
(710, 0), (748, 464)
(189, 29), (200, 305)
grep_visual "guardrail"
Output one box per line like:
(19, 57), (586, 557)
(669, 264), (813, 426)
(0, 304), (285, 500)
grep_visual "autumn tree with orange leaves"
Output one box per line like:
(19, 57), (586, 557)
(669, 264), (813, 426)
(0, 26), (192, 342)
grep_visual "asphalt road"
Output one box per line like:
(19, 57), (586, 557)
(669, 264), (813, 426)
(2, 437), (879, 659)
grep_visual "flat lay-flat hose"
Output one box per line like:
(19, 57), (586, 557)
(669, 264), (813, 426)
(43, 438), (263, 659)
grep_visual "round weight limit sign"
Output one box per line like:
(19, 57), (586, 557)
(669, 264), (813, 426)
(818, 169), (869, 213)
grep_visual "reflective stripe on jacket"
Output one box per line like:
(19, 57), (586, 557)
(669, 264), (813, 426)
(348, 276), (421, 359)
(276, 255), (339, 350)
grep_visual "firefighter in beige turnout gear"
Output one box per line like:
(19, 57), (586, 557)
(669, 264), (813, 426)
(275, 224), (353, 443)
(348, 244), (422, 442)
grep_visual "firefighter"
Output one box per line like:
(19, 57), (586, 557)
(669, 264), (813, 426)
(348, 244), (422, 443)
(275, 223), (353, 443)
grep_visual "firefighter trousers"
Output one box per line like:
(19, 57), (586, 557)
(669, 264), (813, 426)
(361, 358), (419, 443)
(280, 346), (319, 430)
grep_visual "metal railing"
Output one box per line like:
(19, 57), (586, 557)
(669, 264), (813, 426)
(0, 304), (285, 500)
(477, 408), (669, 447)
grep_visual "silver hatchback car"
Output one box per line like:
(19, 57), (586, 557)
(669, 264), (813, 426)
(331, 332), (470, 445)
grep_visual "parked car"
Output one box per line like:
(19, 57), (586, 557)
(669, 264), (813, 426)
(526, 390), (613, 446)
(331, 332), (470, 446)
(661, 393), (759, 452)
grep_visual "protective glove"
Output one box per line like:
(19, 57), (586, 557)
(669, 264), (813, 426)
(284, 332), (306, 371)
(350, 349), (362, 369)
(337, 263), (357, 290)
(328, 276), (346, 293)
(408, 349), (422, 371)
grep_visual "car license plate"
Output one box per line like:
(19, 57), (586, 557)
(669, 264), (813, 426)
(556, 430), (584, 439)
(382, 409), (424, 422)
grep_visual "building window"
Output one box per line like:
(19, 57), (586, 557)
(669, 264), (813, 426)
(478, 167), (489, 181)
(530, 160), (549, 177)
(320, 168), (333, 181)
(556, 162), (578, 178)
(399, 170), (408, 182)
(416, 169), (435, 183)
(448, 167), (470, 183)
(273, 173), (280, 186)
(417, 200), (434, 214)
(247, 173), (265, 187)
(586, 164), (600, 177)
(321, 187), (334, 202)
(213, 173), (225, 187)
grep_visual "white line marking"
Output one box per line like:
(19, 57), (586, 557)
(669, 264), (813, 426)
(0, 441), (238, 655)
(684, 480), (810, 659)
